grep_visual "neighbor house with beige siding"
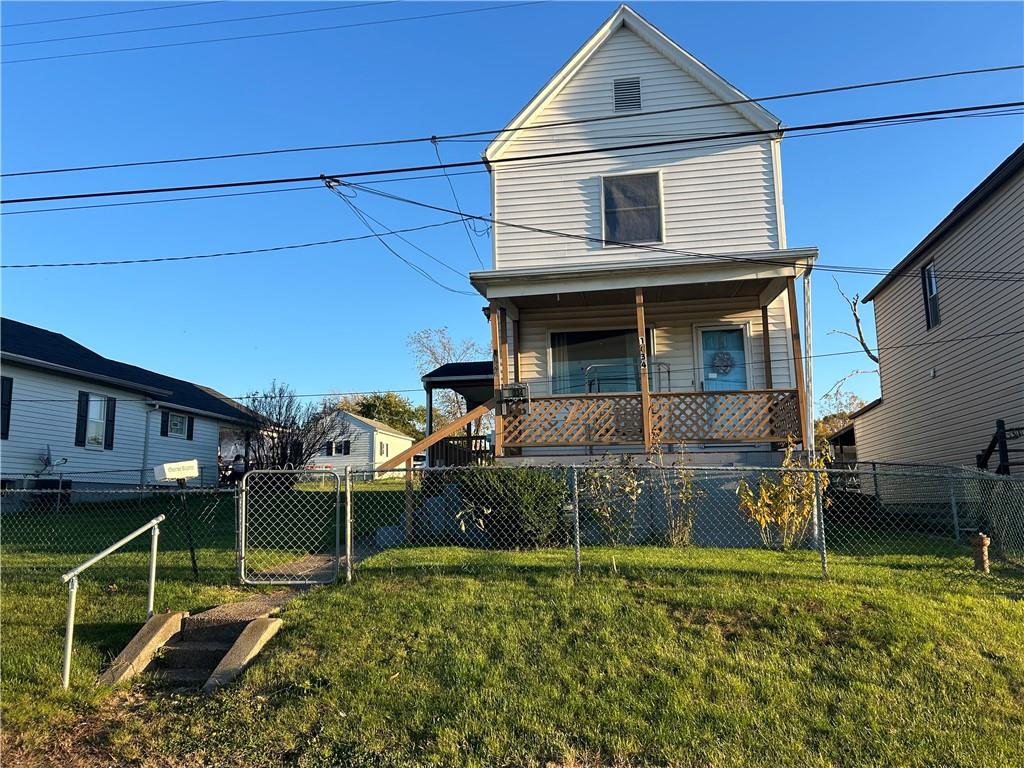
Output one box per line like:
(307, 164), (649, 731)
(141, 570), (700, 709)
(851, 144), (1024, 472)
(391, 5), (819, 468)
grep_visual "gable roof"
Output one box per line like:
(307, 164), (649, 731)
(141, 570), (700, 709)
(1, 317), (251, 423)
(485, 4), (780, 162)
(863, 143), (1024, 302)
(341, 411), (414, 440)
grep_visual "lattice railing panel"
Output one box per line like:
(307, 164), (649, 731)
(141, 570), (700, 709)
(651, 389), (801, 444)
(504, 394), (643, 447)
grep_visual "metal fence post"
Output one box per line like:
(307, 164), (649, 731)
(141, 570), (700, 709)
(948, 471), (961, 542)
(813, 469), (829, 579)
(147, 524), (160, 619)
(345, 466), (353, 584)
(871, 462), (881, 500)
(61, 576), (79, 690)
(569, 466), (581, 577)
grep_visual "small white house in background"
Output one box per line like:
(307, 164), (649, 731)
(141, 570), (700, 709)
(0, 317), (252, 488)
(307, 412), (415, 474)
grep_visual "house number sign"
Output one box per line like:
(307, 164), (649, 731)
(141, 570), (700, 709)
(638, 336), (648, 370)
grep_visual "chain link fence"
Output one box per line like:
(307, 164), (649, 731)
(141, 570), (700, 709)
(343, 464), (1024, 578)
(1, 484), (237, 586)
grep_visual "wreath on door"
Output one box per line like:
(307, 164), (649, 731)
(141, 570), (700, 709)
(711, 350), (736, 375)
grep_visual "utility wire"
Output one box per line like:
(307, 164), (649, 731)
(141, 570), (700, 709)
(5, 64), (1021, 178)
(3, 2), (395, 47)
(6, 110), (1020, 217)
(0, 220), (464, 269)
(5, 101), (1021, 204)
(432, 138), (485, 268)
(2, 2), (543, 65)
(2, 2), (223, 29)
(8, 330), (1023, 405)
(335, 179), (1024, 282)
(325, 182), (477, 296)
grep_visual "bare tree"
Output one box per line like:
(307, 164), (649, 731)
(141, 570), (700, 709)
(407, 327), (488, 426)
(829, 277), (879, 364)
(243, 381), (353, 470)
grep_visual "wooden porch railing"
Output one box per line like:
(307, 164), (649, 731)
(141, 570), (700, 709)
(428, 435), (493, 467)
(502, 389), (800, 448)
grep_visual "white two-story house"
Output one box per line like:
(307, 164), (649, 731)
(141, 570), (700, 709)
(389, 5), (818, 468)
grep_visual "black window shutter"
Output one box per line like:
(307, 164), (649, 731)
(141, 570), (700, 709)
(74, 391), (89, 446)
(160, 410), (169, 436)
(920, 267), (931, 328)
(186, 416), (194, 441)
(325, 441), (334, 456)
(343, 440), (351, 456)
(103, 397), (116, 450)
(0, 376), (12, 440)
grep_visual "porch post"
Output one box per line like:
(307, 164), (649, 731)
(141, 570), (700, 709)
(786, 277), (808, 450)
(499, 307), (512, 390)
(512, 317), (521, 383)
(760, 305), (773, 389)
(489, 301), (504, 458)
(803, 268), (815, 458)
(635, 288), (653, 454)
(424, 386), (433, 467)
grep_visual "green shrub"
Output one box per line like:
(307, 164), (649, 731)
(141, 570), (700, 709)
(454, 467), (566, 549)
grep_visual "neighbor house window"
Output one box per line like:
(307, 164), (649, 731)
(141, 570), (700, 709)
(167, 413), (188, 437)
(922, 262), (940, 329)
(379, 441), (388, 458)
(602, 172), (662, 245)
(86, 394), (107, 447)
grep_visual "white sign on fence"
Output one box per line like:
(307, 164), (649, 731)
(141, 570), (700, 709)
(154, 459), (199, 483)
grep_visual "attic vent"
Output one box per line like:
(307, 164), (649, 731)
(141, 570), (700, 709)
(613, 77), (642, 113)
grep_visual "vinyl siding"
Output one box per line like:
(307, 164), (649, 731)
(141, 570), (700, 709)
(492, 26), (780, 271)
(308, 413), (414, 473)
(0, 363), (223, 484)
(854, 170), (1024, 471)
(516, 293), (794, 396)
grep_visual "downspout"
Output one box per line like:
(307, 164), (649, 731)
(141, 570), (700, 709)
(802, 266), (815, 458)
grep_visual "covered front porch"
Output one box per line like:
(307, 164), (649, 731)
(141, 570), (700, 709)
(475, 251), (816, 459)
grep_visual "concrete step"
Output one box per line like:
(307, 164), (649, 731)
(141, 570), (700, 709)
(180, 591), (292, 643)
(159, 639), (233, 671)
(151, 667), (211, 689)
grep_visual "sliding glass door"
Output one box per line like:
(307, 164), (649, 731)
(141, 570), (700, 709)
(551, 329), (651, 394)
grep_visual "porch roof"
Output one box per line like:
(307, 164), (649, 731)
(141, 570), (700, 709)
(469, 247), (817, 299)
(422, 361), (494, 410)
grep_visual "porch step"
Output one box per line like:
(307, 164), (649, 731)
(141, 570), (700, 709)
(151, 667), (211, 689)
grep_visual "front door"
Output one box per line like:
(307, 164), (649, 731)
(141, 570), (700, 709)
(699, 328), (748, 391)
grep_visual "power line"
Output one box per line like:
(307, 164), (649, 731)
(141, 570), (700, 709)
(3, 2), (395, 48)
(0, 220), (464, 269)
(6, 110), (1019, 217)
(325, 183), (476, 295)
(5, 64), (1021, 178)
(5, 101), (1021, 205)
(7, 330), (1022, 405)
(432, 138), (485, 268)
(2, 2), (543, 65)
(2, 2), (223, 29)
(336, 179), (1024, 283)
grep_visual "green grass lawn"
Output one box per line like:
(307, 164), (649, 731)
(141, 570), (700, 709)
(6, 546), (1022, 767)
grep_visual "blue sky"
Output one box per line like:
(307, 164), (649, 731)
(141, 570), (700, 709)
(3, 1), (1022, 411)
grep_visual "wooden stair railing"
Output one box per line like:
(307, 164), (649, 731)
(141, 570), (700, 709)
(377, 400), (495, 472)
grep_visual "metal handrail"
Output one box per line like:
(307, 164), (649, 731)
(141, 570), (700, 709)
(59, 514), (165, 690)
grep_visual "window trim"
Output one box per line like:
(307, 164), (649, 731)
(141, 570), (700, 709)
(599, 169), (665, 248)
(166, 412), (188, 438)
(921, 261), (941, 330)
(84, 392), (108, 450)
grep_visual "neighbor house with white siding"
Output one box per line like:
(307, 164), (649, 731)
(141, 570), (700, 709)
(399, 5), (818, 468)
(0, 318), (252, 487)
(307, 412), (415, 473)
(850, 144), (1024, 472)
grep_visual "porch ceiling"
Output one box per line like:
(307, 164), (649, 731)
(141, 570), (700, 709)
(509, 278), (780, 310)
(470, 247), (817, 300)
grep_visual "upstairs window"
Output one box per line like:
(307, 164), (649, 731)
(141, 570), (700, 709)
(613, 77), (642, 112)
(602, 172), (663, 245)
(922, 262), (940, 329)
(167, 413), (188, 438)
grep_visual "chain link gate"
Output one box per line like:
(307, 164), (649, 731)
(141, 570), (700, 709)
(238, 469), (343, 585)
